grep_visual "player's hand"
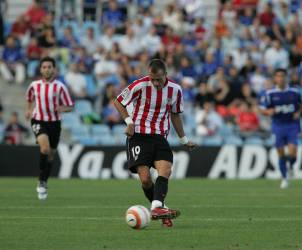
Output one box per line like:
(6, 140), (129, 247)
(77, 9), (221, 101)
(266, 108), (275, 116)
(184, 141), (197, 151)
(293, 111), (301, 120)
(125, 123), (135, 137)
(25, 110), (31, 120)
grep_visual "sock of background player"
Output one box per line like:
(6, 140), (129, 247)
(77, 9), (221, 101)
(279, 157), (287, 179)
(142, 183), (154, 203)
(151, 176), (168, 210)
(39, 152), (48, 182)
(287, 156), (296, 170)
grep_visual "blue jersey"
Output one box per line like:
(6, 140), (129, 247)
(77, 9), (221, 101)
(260, 87), (301, 147)
(260, 87), (301, 126)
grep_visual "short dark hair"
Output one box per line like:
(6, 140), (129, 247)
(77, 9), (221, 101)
(39, 56), (56, 68)
(274, 68), (287, 75)
(148, 59), (166, 73)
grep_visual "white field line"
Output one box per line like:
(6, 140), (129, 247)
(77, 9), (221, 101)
(1, 205), (302, 209)
(0, 216), (302, 222)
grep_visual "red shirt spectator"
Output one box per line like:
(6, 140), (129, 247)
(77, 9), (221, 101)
(25, 1), (47, 30)
(259, 3), (275, 27)
(237, 102), (259, 132)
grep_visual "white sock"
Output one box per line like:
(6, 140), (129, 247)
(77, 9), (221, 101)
(151, 200), (162, 210)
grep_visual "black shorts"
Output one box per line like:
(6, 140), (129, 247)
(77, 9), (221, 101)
(126, 133), (173, 173)
(31, 119), (61, 149)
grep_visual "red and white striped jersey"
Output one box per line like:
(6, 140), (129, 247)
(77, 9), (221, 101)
(26, 79), (74, 121)
(117, 76), (184, 135)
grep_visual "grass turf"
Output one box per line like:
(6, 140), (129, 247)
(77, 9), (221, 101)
(0, 178), (301, 250)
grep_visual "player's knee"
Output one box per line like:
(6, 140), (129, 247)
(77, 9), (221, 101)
(140, 176), (152, 188)
(160, 167), (171, 178)
(40, 146), (51, 155)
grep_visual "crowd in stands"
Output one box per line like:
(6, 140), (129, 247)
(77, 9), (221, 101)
(0, 0), (302, 145)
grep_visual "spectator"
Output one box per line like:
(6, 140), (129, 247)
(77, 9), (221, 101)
(25, 0), (47, 31)
(98, 26), (117, 52)
(101, 0), (125, 29)
(141, 26), (162, 56)
(236, 102), (259, 133)
(195, 101), (223, 136)
(194, 83), (214, 108)
(4, 112), (29, 145)
(102, 98), (122, 128)
(65, 63), (89, 100)
(80, 27), (99, 55)
(118, 26), (142, 58)
(27, 36), (43, 61)
(259, 2), (275, 28)
(0, 36), (25, 84)
(264, 39), (289, 70)
(11, 14), (31, 47)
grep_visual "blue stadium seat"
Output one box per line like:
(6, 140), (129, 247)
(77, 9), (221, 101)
(224, 136), (243, 146)
(71, 124), (90, 137)
(264, 135), (275, 147)
(245, 136), (264, 145)
(202, 135), (223, 146)
(75, 100), (93, 115)
(61, 113), (82, 128)
(91, 124), (111, 135)
(72, 134), (99, 145)
(27, 60), (39, 78)
(167, 135), (180, 146)
(99, 134), (117, 145)
(85, 74), (96, 97)
(112, 124), (126, 136)
(218, 125), (234, 136)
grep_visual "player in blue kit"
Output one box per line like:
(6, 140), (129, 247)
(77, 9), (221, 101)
(260, 68), (302, 188)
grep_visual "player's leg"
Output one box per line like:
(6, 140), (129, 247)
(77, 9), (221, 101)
(137, 165), (154, 203)
(287, 144), (297, 178)
(36, 134), (51, 199)
(152, 160), (171, 209)
(276, 147), (288, 188)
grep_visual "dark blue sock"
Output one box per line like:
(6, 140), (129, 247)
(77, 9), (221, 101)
(287, 156), (296, 170)
(279, 157), (287, 179)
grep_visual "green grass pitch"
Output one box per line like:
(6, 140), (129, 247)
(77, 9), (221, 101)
(0, 178), (301, 250)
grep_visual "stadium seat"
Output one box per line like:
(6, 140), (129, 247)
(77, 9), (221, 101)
(27, 61), (39, 78)
(264, 135), (275, 147)
(71, 124), (90, 137)
(112, 124), (126, 136)
(218, 125), (234, 136)
(91, 124), (111, 135)
(167, 135), (180, 146)
(245, 136), (264, 145)
(224, 136), (243, 146)
(99, 134), (118, 145)
(85, 74), (97, 97)
(72, 134), (99, 145)
(202, 135), (223, 146)
(61, 113), (82, 128)
(75, 100), (93, 115)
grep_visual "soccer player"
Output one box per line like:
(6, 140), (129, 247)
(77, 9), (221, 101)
(114, 59), (196, 227)
(260, 68), (302, 189)
(25, 57), (74, 200)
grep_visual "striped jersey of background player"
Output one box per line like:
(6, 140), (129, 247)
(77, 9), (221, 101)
(114, 59), (196, 227)
(25, 56), (74, 200)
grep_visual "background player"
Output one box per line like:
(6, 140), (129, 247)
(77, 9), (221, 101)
(260, 68), (302, 188)
(114, 59), (196, 227)
(25, 57), (74, 200)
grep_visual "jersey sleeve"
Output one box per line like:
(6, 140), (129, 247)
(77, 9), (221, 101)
(171, 88), (184, 113)
(26, 83), (34, 102)
(116, 81), (141, 106)
(59, 84), (74, 106)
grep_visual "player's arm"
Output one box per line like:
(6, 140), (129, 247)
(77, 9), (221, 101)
(25, 101), (33, 120)
(114, 99), (134, 137)
(293, 104), (302, 120)
(171, 113), (196, 150)
(259, 93), (274, 116)
(57, 84), (74, 113)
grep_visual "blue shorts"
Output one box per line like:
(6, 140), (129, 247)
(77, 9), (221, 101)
(273, 123), (300, 148)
